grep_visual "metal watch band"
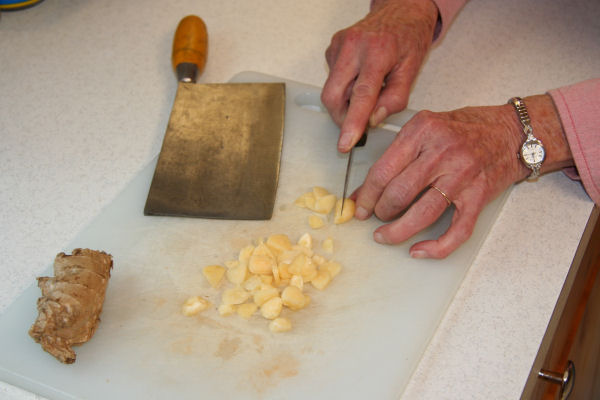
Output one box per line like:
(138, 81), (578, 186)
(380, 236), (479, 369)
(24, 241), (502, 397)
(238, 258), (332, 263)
(508, 97), (532, 134)
(529, 161), (541, 179)
(508, 97), (544, 180)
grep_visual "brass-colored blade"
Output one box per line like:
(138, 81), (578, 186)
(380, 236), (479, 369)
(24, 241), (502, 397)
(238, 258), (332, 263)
(144, 82), (285, 220)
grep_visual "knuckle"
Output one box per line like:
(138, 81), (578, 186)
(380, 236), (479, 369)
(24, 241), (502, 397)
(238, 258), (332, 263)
(343, 27), (363, 43)
(414, 110), (438, 128)
(432, 247), (453, 260)
(453, 223), (473, 245)
(384, 92), (408, 112)
(351, 81), (379, 101)
(320, 89), (335, 108)
(324, 46), (334, 64)
(367, 162), (397, 190)
(385, 180), (415, 206)
(411, 110), (439, 129)
(420, 200), (441, 221)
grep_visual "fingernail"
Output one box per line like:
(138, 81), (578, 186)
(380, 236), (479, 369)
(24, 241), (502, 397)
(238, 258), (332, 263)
(338, 132), (353, 152)
(374, 232), (387, 244)
(369, 106), (387, 127)
(410, 250), (429, 259)
(355, 206), (369, 220)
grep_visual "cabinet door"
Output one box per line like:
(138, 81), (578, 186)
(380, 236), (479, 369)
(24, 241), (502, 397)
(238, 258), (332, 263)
(521, 206), (600, 399)
(567, 262), (600, 399)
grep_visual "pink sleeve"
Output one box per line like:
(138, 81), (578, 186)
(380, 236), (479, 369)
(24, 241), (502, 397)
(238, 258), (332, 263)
(548, 78), (600, 205)
(431, 0), (468, 41)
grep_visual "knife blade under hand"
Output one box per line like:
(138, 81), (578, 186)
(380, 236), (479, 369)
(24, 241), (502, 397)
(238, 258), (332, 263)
(341, 129), (368, 214)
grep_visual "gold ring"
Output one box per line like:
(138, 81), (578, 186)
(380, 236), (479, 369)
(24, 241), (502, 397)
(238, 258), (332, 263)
(430, 184), (452, 206)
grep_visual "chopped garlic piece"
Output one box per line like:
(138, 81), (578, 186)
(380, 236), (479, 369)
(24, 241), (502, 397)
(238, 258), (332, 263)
(260, 296), (283, 319)
(249, 243), (277, 275)
(222, 287), (250, 305)
(334, 198), (355, 224)
(272, 264), (281, 286)
(311, 270), (332, 290)
(320, 260), (342, 278)
(238, 245), (255, 264)
(312, 254), (326, 266)
(278, 262), (292, 280)
(218, 304), (236, 316)
(253, 242), (275, 257)
(266, 234), (292, 255)
(253, 285), (279, 306)
(182, 296), (211, 316)
(269, 317), (292, 333)
(312, 186), (330, 198)
(314, 194), (337, 214)
(300, 258), (317, 281)
(278, 248), (300, 264)
(308, 214), (325, 229)
(226, 263), (248, 285)
(322, 237), (334, 253)
(243, 274), (263, 292)
(297, 233), (313, 249)
(288, 253), (307, 276)
(237, 303), (258, 320)
(202, 265), (226, 288)
(290, 275), (304, 290)
(294, 192), (314, 208)
(249, 254), (276, 275)
(281, 286), (306, 310)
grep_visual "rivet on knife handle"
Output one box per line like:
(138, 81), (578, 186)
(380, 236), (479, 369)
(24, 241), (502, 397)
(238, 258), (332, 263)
(341, 130), (368, 214)
(172, 15), (208, 83)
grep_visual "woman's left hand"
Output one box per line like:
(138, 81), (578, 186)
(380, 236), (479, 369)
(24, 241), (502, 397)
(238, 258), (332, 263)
(352, 104), (530, 259)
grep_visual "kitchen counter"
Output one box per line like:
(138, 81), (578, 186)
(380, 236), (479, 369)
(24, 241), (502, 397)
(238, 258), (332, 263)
(1, 0), (598, 399)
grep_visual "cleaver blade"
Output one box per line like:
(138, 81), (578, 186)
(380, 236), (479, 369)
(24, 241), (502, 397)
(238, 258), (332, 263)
(144, 15), (285, 220)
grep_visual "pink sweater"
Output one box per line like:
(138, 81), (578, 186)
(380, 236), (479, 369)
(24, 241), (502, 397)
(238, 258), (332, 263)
(548, 80), (600, 205)
(432, 0), (600, 205)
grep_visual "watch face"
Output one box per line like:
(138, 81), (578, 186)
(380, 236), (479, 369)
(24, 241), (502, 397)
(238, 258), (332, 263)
(522, 140), (545, 164)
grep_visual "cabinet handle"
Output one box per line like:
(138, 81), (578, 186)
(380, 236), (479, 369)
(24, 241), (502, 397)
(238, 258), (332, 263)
(538, 360), (575, 400)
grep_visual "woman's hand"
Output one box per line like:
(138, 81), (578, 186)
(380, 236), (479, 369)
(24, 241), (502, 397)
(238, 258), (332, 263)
(321, 0), (439, 152)
(352, 95), (572, 259)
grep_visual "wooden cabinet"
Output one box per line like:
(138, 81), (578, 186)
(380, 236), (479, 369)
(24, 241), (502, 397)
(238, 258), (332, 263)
(521, 206), (600, 399)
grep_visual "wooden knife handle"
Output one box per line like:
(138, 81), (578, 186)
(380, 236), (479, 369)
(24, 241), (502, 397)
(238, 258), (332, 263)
(171, 15), (208, 82)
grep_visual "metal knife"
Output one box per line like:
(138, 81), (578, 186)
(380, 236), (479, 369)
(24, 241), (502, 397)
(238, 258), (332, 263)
(341, 129), (368, 213)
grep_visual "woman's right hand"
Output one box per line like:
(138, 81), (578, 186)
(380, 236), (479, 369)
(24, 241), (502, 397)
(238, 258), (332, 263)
(321, 0), (440, 152)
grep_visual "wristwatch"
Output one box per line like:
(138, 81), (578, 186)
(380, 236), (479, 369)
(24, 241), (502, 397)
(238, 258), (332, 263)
(508, 97), (545, 180)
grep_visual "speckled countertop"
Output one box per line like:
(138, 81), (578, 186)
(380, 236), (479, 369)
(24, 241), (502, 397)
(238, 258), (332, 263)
(1, 0), (598, 399)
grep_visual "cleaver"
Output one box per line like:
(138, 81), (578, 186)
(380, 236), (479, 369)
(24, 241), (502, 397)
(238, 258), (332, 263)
(144, 15), (285, 220)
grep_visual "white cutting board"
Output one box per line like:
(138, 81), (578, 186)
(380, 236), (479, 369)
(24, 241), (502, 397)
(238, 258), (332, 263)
(0, 72), (509, 400)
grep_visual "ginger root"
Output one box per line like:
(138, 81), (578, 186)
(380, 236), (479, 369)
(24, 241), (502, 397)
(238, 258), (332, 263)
(29, 249), (113, 364)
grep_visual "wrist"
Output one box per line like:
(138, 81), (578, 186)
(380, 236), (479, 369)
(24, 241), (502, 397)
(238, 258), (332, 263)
(369, 0), (439, 30)
(506, 94), (573, 180)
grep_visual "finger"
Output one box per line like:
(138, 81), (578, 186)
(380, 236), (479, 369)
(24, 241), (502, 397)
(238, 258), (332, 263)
(324, 35), (342, 68)
(354, 120), (422, 219)
(321, 43), (361, 127)
(372, 186), (451, 245)
(369, 63), (416, 126)
(337, 62), (388, 152)
(372, 158), (434, 221)
(409, 184), (487, 259)
(408, 201), (480, 259)
(348, 184), (361, 201)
